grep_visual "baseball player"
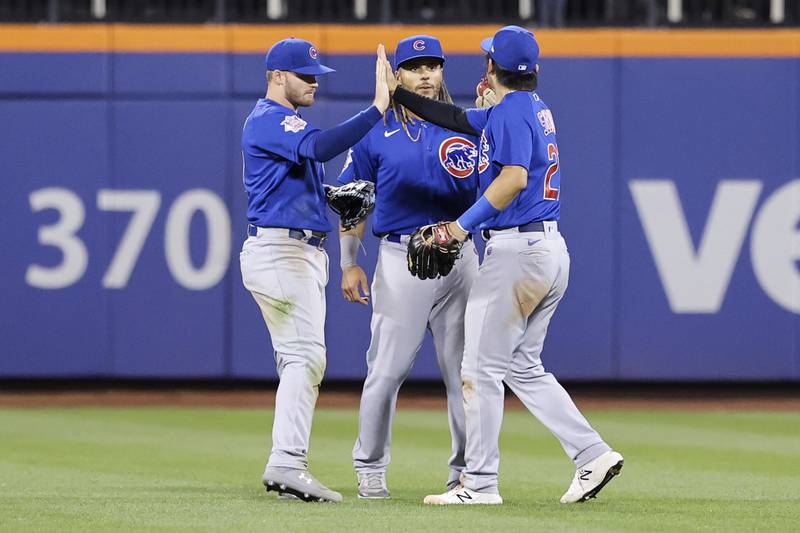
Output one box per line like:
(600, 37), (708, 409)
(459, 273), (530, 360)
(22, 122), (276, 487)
(338, 35), (479, 499)
(385, 26), (624, 504)
(239, 38), (390, 503)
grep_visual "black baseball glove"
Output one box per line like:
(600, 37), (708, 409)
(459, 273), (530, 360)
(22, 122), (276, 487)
(407, 222), (463, 280)
(324, 180), (376, 230)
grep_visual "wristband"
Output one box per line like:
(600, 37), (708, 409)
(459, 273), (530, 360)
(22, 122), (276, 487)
(340, 234), (360, 269)
(456, 195), (501, 233)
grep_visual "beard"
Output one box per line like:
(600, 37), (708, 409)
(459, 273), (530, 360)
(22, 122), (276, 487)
(416, 86), (438, 99)
(286, 84), (315, 108)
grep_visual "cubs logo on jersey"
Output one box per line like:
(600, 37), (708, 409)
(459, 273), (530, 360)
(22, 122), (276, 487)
(438, 137), (478, 179)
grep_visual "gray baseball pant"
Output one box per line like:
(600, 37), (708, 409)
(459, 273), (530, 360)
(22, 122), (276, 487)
(240, 228), (329, 472)
(353, 237), (478, 486)
(461, 225), (611, 494)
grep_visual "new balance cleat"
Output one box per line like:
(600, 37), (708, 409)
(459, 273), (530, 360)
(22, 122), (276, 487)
(423, 486), (503, 505)
(560, 450), (624, 504)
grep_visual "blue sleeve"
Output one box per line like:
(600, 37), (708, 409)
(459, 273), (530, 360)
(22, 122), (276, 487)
(298, 106), (382, 163)
(489, 106), (532, 170)
(465, 108), (491, 133)
(337, 138), (376, 185)
(251, 112), (319, 165)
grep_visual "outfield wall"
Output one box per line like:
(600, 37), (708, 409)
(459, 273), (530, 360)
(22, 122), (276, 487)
(1, 26), (798, 381)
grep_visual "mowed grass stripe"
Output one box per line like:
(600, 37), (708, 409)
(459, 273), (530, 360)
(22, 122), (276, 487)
(0, 408), (798, 532)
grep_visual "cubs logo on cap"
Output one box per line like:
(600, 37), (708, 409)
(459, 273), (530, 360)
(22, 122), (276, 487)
(265, 38), (335, 76)
(480, 25), (539, 74)
(394, 35), (445, 69)
(439, 137), (478, 179)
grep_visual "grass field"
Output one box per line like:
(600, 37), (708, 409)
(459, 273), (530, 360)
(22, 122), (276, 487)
(1, 406), (799, 532)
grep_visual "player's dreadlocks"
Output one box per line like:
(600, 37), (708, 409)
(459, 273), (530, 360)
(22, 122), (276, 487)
(385, 76), (454, 142)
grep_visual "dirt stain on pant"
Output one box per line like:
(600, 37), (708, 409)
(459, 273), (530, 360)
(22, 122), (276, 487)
(462, 379), (475, 403)
(261, 297), (296, 332)
(306, 353), (326, 386)
(513, 280), (547, 319)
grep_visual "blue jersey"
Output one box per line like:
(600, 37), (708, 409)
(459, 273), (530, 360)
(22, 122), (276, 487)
(466, 91), (561, 229)
(338, 110), (478, 235)
(242, 98), (331, 232)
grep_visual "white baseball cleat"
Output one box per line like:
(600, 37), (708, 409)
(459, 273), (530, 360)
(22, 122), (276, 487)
(423, 486), (503, 505)
(560, 450), (624, 504)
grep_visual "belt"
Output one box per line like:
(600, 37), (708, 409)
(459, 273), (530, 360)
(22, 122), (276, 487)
(519, 221), (548, 232)
(384, 232), (473, 243)
(247, 224), (328, 248)
(481, 220), (557, 241)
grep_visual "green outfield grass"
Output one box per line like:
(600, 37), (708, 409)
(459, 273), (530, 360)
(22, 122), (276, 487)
(1, 406), (798, 532)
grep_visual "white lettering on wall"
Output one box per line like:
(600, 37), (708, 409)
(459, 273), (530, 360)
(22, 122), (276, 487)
(629, 179), (763, 313)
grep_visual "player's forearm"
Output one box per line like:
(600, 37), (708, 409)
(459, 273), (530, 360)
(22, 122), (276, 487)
(392, 87), (478, 136)
(456, 165), (527, 232)
(299, 106), (382, 162)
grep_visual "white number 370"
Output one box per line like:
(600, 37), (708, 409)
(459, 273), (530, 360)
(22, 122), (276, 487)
(26, 187), (231, 290)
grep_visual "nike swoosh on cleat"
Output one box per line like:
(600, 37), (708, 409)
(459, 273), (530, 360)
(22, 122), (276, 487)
(384, 129), (401, 138)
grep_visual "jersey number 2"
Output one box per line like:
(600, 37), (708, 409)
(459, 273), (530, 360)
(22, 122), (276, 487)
(544, 143), (560, 201)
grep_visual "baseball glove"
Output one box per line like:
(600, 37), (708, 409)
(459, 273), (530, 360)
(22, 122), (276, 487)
(407, 222), (463, 280)
(324, 180), (376, 230)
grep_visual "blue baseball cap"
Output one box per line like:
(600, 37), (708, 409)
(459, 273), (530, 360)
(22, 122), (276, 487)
(265, 38), (335, 76)
(480, 25), (539, 73)
(394, 35), (445, 69)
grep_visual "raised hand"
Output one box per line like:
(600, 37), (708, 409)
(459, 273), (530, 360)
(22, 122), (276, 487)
(381, 49), (398, 94)
(475, 77), (497, 108)
(373, 44), (391, 113)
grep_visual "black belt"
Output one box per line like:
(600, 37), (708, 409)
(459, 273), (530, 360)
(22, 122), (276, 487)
(518, 221), (548, 232)
(384, 232), (473, 243)
(481, 220), (552, 241)
(247, 224), (327, 248)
